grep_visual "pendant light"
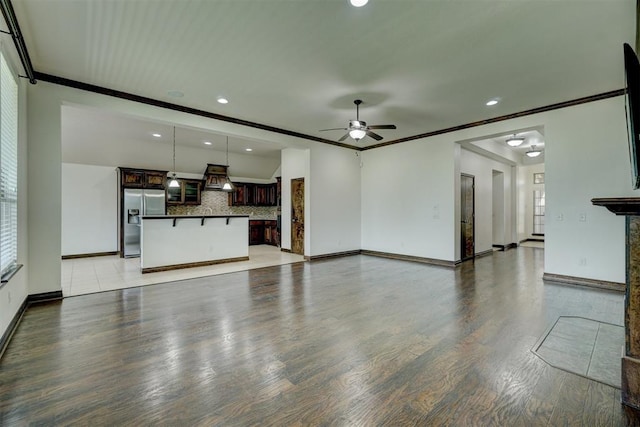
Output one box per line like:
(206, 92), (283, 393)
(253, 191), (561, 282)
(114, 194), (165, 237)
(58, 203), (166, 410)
(506, 134), (525, 147)
(526, 145), (542, 158)
(222, 136), (233, 192)
(168, 126), (180, 188)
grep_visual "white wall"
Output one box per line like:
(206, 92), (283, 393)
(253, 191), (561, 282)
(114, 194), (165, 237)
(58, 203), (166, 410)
(309, 144), (361, 256)
(545, 97), (631, 283)
(61, 163), (118, 256)
(361, 138), (457, 261)
(518, 163), (545, 241)
(460, 148), (514, 254)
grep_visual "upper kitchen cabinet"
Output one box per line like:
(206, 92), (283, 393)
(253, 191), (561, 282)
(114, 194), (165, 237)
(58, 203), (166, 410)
(120, 167), (168, 190)
(167, 178), (202, 205)
(228, 182), (277, 206)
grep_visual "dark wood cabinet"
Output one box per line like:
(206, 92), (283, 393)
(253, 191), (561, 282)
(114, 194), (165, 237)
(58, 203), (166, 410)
(167, 179), (202, 205)
(120, 167), (168, 190)
(249, 220), (264, 245)
(229, 183), (252, 206)
(264, 220), (277, 245)
(229, 182), (278, 206)
(249, 220), (278, 246)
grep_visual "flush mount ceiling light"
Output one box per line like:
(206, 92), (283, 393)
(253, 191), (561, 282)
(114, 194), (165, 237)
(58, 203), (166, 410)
(486, 98), (500, 106)
(217, 97), (229, 104)
(245, 148), (253, 152)
(526, 145), (542, 158)
(350, 0), (368, 6)
(203, 141), (212, 146)
(152, 133), (162, 138)
(506, 134), (525, 147)
(222, 136), (234, 192)
(169, 127), (180, 188)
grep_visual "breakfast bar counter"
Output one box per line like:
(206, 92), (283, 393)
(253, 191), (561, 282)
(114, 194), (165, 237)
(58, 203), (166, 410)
(140, 215), (249, 273)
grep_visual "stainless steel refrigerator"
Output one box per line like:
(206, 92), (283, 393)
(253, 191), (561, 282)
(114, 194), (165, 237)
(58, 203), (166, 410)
(123, 189), (166, 257)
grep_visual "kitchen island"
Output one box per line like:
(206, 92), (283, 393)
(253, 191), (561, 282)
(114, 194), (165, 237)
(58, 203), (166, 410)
(140, 215), (249, 273)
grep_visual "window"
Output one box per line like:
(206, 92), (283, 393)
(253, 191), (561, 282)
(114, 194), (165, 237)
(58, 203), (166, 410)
(0, 50), (18, 279)
(533, 190), (545, 235)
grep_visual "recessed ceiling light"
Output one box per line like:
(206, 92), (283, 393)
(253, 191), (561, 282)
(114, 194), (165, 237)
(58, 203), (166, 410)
(203, 141), (212, 146)
(245, 148), (253, 152)
(152, 133), (162, 138)
(217, 97), (229, 104)
(486, 98), (500, 106)
(350, 0), (368, 6)
(167, 90), (184, 98)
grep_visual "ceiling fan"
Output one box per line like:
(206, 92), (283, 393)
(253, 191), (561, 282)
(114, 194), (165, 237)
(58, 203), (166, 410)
(320, 99), (396, 142)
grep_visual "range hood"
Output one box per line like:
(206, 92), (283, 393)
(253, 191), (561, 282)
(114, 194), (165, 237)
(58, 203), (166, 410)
(202, 163), (229, 190)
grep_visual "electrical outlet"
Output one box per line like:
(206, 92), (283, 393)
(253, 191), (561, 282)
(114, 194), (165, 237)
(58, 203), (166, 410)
(579, 257), (587, 266)
(556, 213), (564, 221)
(579, 213), (587, 222)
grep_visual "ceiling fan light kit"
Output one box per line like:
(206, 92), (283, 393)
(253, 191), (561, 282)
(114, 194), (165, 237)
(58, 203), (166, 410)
(349, 129), (366, 140)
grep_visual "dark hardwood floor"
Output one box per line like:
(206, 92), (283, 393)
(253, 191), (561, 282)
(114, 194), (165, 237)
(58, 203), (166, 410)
(1, 248), (639, 425)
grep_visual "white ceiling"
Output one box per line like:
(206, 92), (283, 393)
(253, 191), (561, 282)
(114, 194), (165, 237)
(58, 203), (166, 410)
(9, 0), (635, 152)
(61, 105), (282, 179)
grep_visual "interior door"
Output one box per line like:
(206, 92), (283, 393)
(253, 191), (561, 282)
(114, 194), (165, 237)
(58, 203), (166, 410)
(291, 178), (304, 255)
(461, 174), (475, 261)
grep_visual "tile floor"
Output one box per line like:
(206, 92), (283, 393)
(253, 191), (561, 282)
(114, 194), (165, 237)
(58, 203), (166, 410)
(61, 245), (306, 297)
(520, 240), (544, 249)
(533, 316), (624, 388)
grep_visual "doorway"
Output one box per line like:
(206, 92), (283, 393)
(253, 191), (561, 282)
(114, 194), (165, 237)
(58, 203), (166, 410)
(291, 178), (304, 255)
(461, 174), (475, 261)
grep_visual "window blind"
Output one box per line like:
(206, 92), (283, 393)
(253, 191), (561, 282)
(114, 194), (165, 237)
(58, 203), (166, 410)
(0, 51), (17, 276)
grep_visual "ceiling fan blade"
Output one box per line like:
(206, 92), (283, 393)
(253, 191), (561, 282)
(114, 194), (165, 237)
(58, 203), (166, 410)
(338, 133), (350, 142)
(366, 131), (383, 141)
(319, 127), (347, 132)
(367, 124), (397, 130)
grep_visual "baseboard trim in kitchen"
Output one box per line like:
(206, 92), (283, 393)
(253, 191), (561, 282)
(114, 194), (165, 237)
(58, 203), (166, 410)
(307, 250), (361, 261)
(62, 251), (118, 260)
(360, 250), (457, 268)
(141, 256), (250, 274)
(543, 273), (625, 293)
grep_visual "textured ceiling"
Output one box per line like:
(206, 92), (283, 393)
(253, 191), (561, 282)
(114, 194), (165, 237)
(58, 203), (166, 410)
(10, 0), (636, 150)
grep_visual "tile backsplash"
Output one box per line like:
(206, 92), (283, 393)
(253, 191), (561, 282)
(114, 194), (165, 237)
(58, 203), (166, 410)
(167, 190), (278, 219)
